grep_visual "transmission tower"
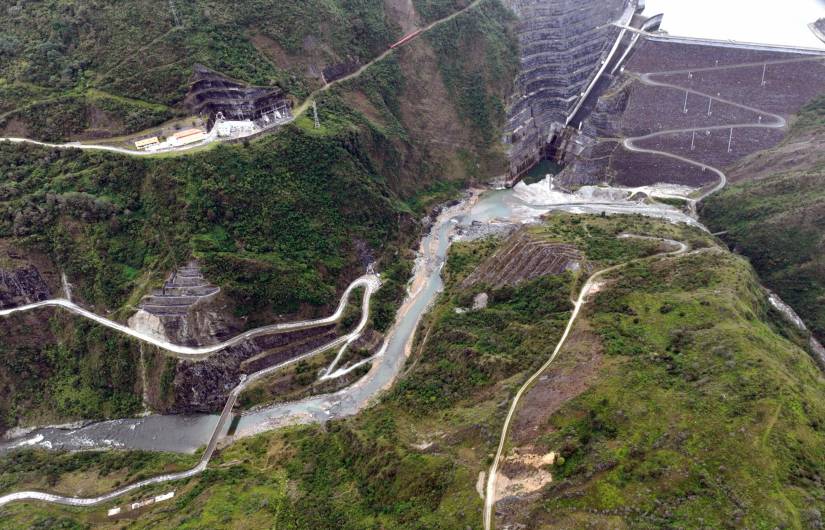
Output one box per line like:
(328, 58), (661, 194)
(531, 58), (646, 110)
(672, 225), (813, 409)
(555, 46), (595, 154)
(313, 101), (320, 129)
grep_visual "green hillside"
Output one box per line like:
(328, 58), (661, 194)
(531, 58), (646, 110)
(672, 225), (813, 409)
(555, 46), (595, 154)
(0, 0), (402, 102)
(0, 0), (518, 432)
(4, 215), (822, 528)
(702, 95), (825, 342)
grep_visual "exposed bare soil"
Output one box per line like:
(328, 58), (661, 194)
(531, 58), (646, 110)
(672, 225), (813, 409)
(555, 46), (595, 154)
(495, 321), (606, 529)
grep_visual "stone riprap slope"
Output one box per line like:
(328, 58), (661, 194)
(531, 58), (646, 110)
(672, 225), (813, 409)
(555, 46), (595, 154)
(184, 65), (291, 128)
(502, 0), (630, 178)
(162, 324), (338, 413)
(133, 261), (225, 346)
(560, 39), (825, 188)
(140, 261), (219, 317)
(132, 261), (357, 413)
(463, 230), (589, 289)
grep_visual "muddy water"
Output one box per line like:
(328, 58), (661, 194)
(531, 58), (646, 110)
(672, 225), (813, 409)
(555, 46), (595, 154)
(0, 197), (473, 454)
(0, 183), (695, 454)
(466, 177), (700, 227)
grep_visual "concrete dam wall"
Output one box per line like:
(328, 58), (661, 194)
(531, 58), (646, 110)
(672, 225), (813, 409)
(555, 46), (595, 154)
(502, 0), (634, 179)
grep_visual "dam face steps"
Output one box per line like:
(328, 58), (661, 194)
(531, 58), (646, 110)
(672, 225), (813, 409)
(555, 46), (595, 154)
(504, 0), (628, 178)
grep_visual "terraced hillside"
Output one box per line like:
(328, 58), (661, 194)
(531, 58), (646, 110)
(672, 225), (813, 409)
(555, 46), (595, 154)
(0, 0), (518, 432)
(502, 0), (631, 178)
(560, 38), (825, 189)
(0, 0), (404, 139)
(462, 230), (590, 288)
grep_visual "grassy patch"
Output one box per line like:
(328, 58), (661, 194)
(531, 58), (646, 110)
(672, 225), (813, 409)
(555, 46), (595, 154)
(0, 449), (198, 497)
(7, 216), (823, 529)
(531, 250), (825, 528)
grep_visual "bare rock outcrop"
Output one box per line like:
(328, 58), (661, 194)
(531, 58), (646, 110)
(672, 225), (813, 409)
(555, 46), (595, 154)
(0, 265), (51, 309)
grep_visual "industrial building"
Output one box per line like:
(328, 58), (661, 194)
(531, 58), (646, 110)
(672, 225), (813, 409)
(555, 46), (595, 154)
(170, 128), (207, 147)
(134, 136), (160, 150)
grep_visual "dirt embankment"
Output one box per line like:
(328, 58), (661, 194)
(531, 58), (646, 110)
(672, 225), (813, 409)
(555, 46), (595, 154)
(726, 120), (825, 184)
(495, 322), (606, 528)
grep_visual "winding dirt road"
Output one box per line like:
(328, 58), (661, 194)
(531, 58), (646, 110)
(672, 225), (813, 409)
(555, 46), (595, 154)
(621, 55), (825, 204)
(483, 236), (689, 530)
(483, 52), (825, 530)
(1, 0), (484, 157)
(0, 275), (379, 508)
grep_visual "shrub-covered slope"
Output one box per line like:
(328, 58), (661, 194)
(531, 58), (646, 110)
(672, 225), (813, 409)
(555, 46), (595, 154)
(499, 247), (825, 529)
(0, 0), (403, 104)
(702, 95), (825, 342)
(0, 0), (518, 430)
(0, 0), (516, 147)
(8, 215), (821, 529)
(0, 124), (402, 320)
(0, 117), (408, 430)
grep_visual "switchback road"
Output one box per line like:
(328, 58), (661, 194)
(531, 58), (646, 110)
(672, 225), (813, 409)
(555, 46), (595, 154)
(621, 54), (825, 205)
(0, 275), (379, 360)
(0, 275), (380, 508)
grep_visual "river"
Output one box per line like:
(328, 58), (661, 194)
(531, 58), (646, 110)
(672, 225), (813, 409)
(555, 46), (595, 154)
(0, 181), (692, 454)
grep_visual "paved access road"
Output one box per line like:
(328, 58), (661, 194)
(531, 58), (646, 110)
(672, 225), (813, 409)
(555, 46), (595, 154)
(0, 275), (378, 360)
(1, 0), (485, 158)
(0, 275), (380, 508)
(621, 55), (825, 205)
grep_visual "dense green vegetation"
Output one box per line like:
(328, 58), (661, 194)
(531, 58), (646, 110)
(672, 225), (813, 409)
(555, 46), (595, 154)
(0, 449), (197, 497)
(528, 249), (825, 528)
(0, 90), (178, 142)
(0, 0), (505, 142)
(414, 0), (473, 24)
(0, 311), (143, 432)
(0, 215), (725, 529)
(325, 0), (518, 193)
(0, 0), (519, 434)
(702, 95), (825, 341)
(424, 0), (517, 146)
(0, 122), (406, 322)
(0, 0), (406, 106)
(395, 271), (573, 412)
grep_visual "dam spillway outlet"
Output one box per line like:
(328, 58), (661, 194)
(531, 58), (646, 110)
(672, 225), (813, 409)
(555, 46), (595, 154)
(503, 0), (633, 181)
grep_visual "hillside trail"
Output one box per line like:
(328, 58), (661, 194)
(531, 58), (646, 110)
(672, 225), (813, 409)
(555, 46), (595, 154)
(484, 52), (825, 530)
(294, 0), (484, 117)
(483, 235), (691, 530)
